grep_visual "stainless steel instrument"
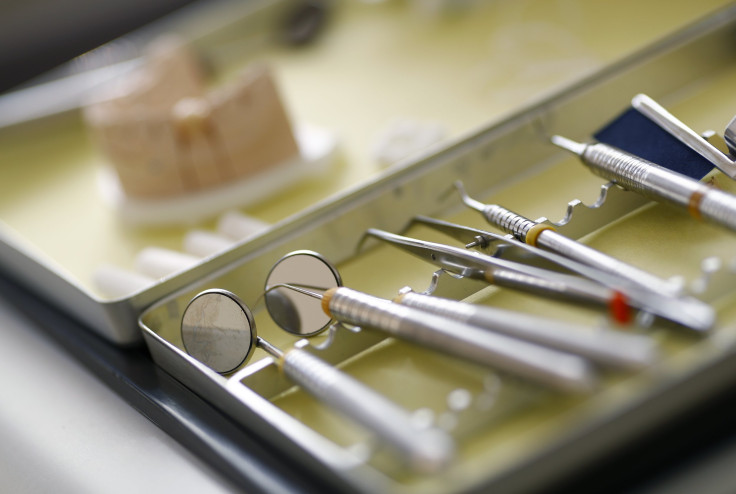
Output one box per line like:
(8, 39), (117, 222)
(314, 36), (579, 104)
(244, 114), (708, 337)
(263, 251), (597, 393)
(182, 288), (455, 474)
(394, 288), (657, 371)
(552, 134), (736, 234)
(365, 224), (714, 331)
(453, 181), (684, 298)
(364, 228), (630, 318)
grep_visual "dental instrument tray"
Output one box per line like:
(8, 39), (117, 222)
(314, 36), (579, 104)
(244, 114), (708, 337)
(4, 2), (736, 493)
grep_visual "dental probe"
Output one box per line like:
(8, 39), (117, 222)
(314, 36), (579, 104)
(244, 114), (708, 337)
(454, 181), (682, 298)
(318, 286), (595, 393)
(363, 228), (630, 321)
(551, 135), (736, 233)
(394, 288), (657, 370)
(405, 217), (715, 332)
(268, 283), (595, 393)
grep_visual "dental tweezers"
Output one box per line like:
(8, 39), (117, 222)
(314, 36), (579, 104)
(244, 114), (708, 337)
(365, 228), (632, 321)
(366, 222), (714, 331)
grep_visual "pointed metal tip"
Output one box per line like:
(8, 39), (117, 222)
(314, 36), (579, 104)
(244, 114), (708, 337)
(453, 180), (468, 198)
(364, 227), (394, 241)
(264, 283), (325, 300)
(361, 228), (386, 249)
(551, 135), (587, 156)
(356, 229), (379, 254)
(631, 93), (652, 109)
(453, 181), (486, 212)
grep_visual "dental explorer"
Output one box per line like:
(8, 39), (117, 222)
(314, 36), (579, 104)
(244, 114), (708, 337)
(393, 287), (657, 370)
(363, 228), (632, 322)
(264, 251), (596, 393)
(551, 135), (736, 233)
(454, 181), (683, 298)
(366, 226), (714, 331)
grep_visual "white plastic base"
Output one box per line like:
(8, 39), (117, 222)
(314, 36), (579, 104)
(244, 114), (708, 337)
(98, 124), (338, 226)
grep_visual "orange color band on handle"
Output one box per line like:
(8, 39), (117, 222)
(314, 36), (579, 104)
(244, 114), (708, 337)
(322, 287), (337, 316)
(688, 189), (706, 221)
(609, 291), (632, 325)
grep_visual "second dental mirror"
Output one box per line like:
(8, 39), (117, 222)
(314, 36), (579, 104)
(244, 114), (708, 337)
(264, 250), (342, 336)
(181, 289), (257, 374)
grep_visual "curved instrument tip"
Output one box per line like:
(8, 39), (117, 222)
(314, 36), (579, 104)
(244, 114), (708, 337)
(453, 180), (487, 212)
(551, 135), (587, 156)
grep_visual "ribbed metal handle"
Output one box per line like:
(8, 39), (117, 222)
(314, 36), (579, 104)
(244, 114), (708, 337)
(583, 143), (706, 208)
(397, 291), (657, 370)
(282, 349), (454, 473)
(481, 204), (536, 239)
(327, 287), (595, 393)
(698, 188), (736, 231)
(583, 144), (654, 193)
(582, 142), (736, 235)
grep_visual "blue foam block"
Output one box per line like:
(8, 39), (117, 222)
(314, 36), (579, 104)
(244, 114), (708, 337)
(593, 107), (715, 179)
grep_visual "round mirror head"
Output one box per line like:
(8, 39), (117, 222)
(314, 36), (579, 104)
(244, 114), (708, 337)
(264, 287), (303, 334)
(264, 250), (342, 336)
(181, 289), (257, 374)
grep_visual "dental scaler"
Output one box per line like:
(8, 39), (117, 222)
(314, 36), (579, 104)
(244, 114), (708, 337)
(551, 135), (736, 234)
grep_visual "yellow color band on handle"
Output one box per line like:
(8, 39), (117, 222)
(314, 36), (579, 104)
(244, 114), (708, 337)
(525, 224), (556, 247)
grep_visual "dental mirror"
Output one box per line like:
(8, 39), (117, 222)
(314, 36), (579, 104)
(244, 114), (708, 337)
(181, 287), (455, 472)
(181, 289), (257, 374)
(264, 250), (341, 336)
(262, 251), (596, 393)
